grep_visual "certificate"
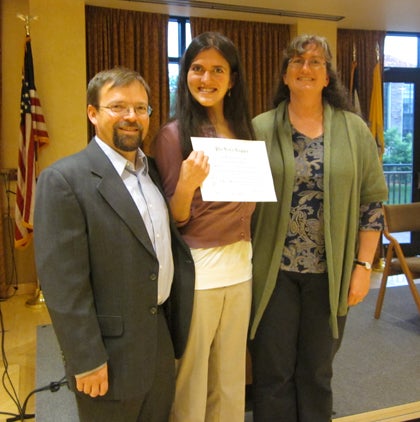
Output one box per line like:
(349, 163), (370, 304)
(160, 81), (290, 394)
(191, 137), (277, 202)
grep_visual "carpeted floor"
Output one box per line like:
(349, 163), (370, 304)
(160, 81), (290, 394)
(36, 285), (420, 421)
(331, 285), (420, 418)
(36, 324), (78, 422)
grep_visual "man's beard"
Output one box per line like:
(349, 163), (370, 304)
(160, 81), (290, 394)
(112, 122), (144, 151)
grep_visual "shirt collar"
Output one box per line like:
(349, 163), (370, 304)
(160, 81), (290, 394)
(94, 136), (148, 176)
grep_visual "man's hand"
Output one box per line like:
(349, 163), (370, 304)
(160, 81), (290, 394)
(76, 363), (109, 397)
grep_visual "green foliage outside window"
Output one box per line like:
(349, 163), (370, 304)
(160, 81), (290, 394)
(383, 128), (413, 165)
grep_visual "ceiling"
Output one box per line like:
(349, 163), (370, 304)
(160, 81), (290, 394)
(90, 0), (420, 33)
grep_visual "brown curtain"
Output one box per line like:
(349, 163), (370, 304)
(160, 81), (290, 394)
(85, 6), (169, 154)
(0, 0), (4, 296)
(0, 0), (7, 298)
(337, 29), (386, 121)
(190, 17), (290, 118)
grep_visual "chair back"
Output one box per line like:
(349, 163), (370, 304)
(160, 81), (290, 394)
(375, 202), (420, 318)
(383, 202), (420, 234)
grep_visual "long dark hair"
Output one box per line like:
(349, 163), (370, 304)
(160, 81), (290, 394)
(273, 34), (354, 112)
(174, 32), (255, 159)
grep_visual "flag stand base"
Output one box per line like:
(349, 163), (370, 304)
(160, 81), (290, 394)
(373, 257), (385, 272)
(26, 287), (46, 308)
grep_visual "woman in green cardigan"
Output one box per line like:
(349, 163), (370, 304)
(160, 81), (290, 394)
(249, 34), (388, 422)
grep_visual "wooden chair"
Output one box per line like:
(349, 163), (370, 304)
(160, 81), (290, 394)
(374, 202), (420, 318)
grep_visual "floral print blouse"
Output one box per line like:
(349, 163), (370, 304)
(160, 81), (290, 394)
(281, 128), (385, 274)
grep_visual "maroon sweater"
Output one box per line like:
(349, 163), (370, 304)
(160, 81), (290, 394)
(153, 120), (255, 249)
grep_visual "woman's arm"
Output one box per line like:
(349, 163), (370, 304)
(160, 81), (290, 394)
(348, 229), (381, 306)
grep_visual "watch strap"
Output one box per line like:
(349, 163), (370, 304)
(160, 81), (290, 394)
(354, 259), (372, 270)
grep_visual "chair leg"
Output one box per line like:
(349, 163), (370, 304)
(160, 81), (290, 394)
(403, 272), (420, 314)
(394, 243), (420, 314)
(374, 270), (389, 319)
(374, 245), (394, 319)
(375, 243), (394, 319)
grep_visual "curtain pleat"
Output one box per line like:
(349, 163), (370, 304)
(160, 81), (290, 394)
(337, 29), (386, 121)
(0, 0), (6, 298)
(85, 6), (169, 154)
(190, 17), (290, 118)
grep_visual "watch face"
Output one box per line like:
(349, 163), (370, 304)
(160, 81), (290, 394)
(355, 260), (372, 270)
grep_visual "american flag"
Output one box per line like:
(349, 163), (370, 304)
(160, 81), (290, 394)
(15, 36), (49, 248)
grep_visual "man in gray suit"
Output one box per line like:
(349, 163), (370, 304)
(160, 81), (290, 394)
(34, 67), (194, 422)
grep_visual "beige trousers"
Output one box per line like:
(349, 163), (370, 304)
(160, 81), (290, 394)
(170, 279), (252, 422)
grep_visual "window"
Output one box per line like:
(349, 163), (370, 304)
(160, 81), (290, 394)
(384, 34), (419, 68)
(383, 34), (420, 209)
(383, 34), (420, 149)
(168, 17), (191, 113)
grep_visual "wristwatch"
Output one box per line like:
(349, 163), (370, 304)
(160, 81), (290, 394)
(354, 259), (372, 270)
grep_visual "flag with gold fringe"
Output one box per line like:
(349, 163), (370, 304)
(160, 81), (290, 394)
(369, 48), (386, 270)
(369, 58), (385, 158)
(15, 36), (49, 248)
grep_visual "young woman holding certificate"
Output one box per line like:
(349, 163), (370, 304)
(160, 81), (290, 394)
(153, 31), (255, 422)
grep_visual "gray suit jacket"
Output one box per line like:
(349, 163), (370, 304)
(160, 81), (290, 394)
(34, 140), (194, 400)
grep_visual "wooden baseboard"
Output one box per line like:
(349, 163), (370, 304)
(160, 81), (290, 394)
(333, 401), (420, 422)
(0, 282), (36, 298)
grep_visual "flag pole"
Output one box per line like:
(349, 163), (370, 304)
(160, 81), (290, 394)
(349, 43), (361, 115)
(16, 14), (46, 308)
(371, 41), (386, 272)
(17, 13), (38, 36)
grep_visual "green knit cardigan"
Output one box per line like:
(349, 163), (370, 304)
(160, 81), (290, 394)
(250, 101), (388, 339)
